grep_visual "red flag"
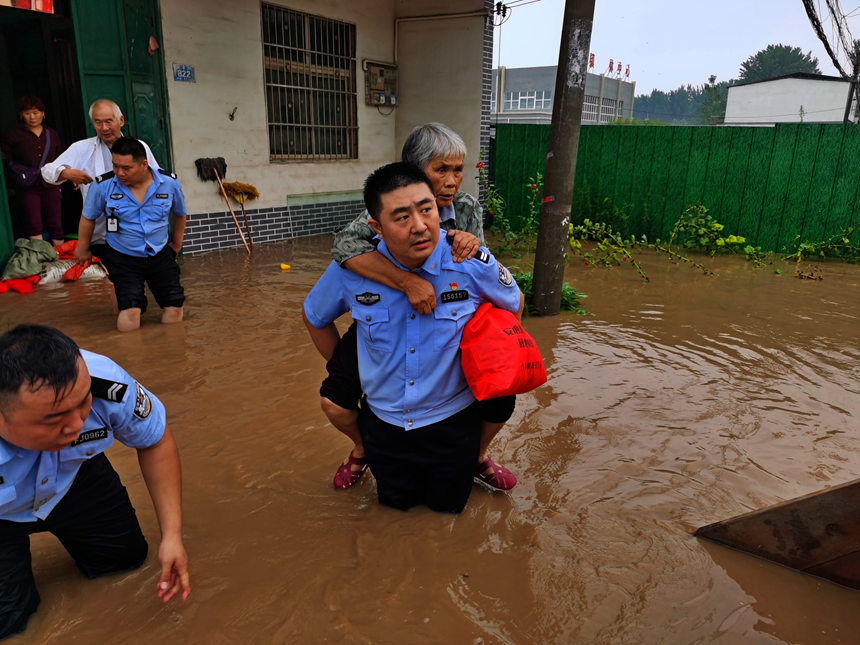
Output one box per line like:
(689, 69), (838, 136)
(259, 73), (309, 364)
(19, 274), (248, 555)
(609, 59), (614, 72)
(589, 53), (595, 68)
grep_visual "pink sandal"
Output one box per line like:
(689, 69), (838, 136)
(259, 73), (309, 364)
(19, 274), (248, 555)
(333, 453), (368, 489)
(474, 458), (517, 491)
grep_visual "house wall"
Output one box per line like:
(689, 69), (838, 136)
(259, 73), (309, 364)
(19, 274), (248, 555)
(157, 0), (489, 253)
(160, 0), (395, 211)
(394, 0), (488, 196)
(725, 78), (851, 124)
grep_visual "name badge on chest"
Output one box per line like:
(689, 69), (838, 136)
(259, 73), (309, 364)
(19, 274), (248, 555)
(106, 208), (119, 233)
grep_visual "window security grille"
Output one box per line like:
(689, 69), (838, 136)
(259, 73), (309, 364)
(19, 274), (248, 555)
(262, 3), (358, 160)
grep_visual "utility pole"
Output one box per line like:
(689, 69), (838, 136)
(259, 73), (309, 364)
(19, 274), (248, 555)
(531, 0), (595, 315)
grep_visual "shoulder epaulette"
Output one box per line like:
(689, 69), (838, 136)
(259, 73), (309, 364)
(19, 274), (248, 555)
(157, 168), (177, 179)
(95, 171), (114, 183)
(90, 376), (128, 402)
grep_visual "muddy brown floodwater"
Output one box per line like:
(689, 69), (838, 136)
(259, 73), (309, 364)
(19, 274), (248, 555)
(2, 236), (859, 644)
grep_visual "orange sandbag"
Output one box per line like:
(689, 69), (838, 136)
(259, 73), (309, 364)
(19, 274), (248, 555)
(460, 302), (547, 400)
(4, 279), (35, 294)
(62, 263), (86, 281)
(54, 240), (79, 259)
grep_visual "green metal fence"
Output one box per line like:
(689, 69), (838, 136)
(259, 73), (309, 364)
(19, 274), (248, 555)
(492, 123), (860, 252)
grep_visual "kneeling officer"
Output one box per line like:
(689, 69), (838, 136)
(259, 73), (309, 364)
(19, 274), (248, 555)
(0, 324), (190, 639)
(76, 136), (187, 332)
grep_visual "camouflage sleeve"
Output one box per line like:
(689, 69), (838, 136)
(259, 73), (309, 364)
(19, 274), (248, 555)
(454, 193), (485, 244)
(331, 208), (378, 266)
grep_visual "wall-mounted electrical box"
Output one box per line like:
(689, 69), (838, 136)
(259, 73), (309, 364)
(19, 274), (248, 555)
(364, 62), (398, 107)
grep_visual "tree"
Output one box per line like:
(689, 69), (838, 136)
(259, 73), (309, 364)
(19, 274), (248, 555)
(698, 75), (729, 124)
(739, 44), (821, 83)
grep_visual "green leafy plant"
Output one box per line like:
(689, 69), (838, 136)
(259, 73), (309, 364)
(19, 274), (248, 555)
(668, 204), (746, 254)
(569, 219), (652, 281)
(511, 270), (588, 316)
(782, 223), (860, 277)
(783, 224), (859, 263)
(523, 172), (543, 244)
(475, 159), (506, 229)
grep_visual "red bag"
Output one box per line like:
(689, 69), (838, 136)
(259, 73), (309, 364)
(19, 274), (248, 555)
(460, 302), (547, 400)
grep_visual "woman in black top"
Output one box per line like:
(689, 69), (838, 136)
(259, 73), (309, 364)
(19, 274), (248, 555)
(1, 96), (64, 244)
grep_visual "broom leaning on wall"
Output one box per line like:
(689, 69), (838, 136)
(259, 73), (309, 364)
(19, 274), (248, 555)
(194, 157), (251, 254)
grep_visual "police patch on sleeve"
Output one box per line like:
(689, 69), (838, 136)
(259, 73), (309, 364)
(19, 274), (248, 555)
(133, 382), (152, 420)
(90, 376), (128, 402)
(498, 265), (514, 287)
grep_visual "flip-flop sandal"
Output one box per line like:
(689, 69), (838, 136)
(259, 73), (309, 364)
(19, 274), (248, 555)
(474, 458), (517, 491)
(333, 453), (369, 489)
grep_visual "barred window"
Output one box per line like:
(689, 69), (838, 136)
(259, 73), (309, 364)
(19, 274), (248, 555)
(262, 4), (357, 161)
(600, 97), (617, 124)
(582, 95), (599, 123)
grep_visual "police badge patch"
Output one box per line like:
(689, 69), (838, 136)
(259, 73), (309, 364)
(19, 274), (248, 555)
(110, 193), (124, 200)
(440, 290), (469, 303)
(133, 382), (152, 420)
(156, 193), (169, 199)
(498, 265), (514, 287)
(355, 292), (381, 305)
(70, 428), (108, 447)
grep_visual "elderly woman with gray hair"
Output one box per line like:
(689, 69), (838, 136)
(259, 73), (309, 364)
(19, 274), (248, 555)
(319, 122), (518, 494)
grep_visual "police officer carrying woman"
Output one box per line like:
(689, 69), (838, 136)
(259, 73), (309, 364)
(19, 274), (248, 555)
(322, 123), (518, 492)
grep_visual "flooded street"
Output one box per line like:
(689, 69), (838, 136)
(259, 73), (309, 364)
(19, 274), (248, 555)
(3, 237), (860, 644)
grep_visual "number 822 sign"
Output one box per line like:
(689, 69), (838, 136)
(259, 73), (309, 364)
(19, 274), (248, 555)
(172, 64), (196, 83)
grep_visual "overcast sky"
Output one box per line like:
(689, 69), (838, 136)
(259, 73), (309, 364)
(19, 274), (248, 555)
(495, 0), (857, 94)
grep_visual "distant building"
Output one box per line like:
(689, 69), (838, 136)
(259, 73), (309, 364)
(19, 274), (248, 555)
(724, 73), (855, 125)
(491, 65), (636, 125)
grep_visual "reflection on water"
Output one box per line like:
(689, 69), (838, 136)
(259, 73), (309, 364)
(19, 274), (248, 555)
(4, 239), (859, 644)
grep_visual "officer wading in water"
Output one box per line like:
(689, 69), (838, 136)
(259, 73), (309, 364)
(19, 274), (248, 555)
(75, 136), (187, 332)
(0, 325), (190, 639)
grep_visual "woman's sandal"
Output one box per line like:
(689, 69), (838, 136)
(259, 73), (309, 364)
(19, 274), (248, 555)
(333, 453), (369, 489)
(474, 457), (517, 491)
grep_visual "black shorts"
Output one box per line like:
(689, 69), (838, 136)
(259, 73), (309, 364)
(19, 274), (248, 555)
(321, 321), (516, 424)
(0, 454), (148, 639)
(90, 241), (107, 261)
(320, 321), (363, 410)
(101, 244), (184, 313)
(359, 401), (481, 513)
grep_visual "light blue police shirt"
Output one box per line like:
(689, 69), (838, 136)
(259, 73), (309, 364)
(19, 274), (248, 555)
(0, 350), (166, 523)
(304, 236), (521, 430)
(82, 168), (187, 257)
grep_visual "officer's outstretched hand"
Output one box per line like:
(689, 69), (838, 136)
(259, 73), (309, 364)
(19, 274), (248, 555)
(157, 534), (191, 603)
(447, 230), (481, 263)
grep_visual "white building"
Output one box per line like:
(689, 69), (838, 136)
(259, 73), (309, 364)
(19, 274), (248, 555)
(724, 73), (855, 125)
